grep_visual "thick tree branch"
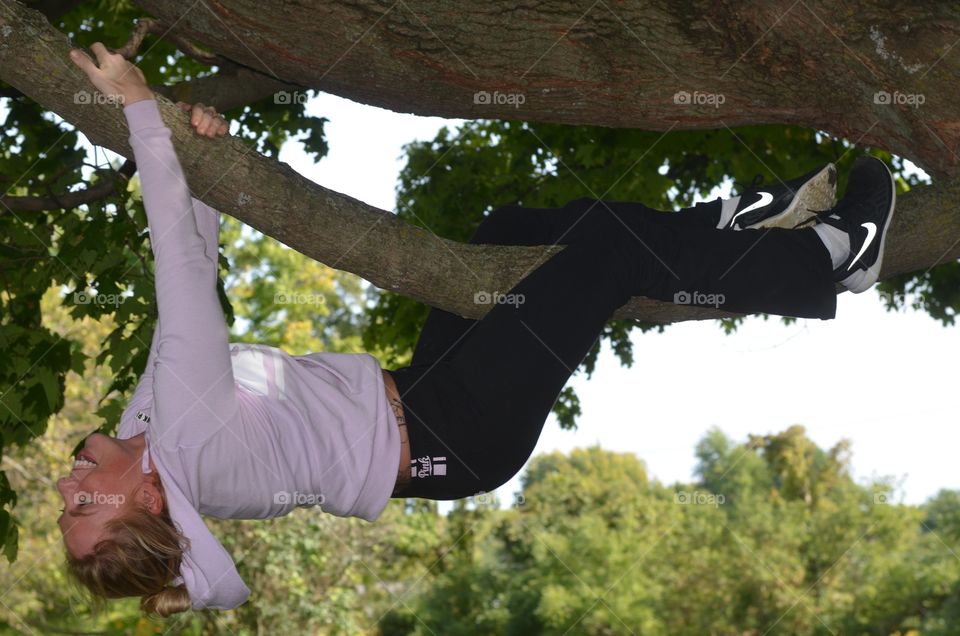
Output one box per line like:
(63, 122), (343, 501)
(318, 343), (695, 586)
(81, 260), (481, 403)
(1, 0), (958, 326)
(129, 0), (960, 178)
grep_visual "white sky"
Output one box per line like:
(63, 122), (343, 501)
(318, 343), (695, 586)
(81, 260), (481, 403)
(4, 91), (955, 511)
(282, 92), (958, 509)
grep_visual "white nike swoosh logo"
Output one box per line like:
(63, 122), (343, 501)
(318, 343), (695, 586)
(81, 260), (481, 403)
(731, 191), (774, 226)
(847, 221), (877, 271)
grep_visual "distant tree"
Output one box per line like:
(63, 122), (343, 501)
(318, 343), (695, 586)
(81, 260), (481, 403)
(393, 433), (960, 635)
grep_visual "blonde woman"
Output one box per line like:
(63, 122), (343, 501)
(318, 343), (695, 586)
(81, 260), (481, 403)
(58, 43), (895, 615)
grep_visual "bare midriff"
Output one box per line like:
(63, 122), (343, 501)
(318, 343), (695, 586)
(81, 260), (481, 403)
(382, 370), (411, 496)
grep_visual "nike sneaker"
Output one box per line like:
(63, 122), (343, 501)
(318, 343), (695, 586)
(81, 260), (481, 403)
(724, 163), (837, 230)
(815, 156), (896, 293)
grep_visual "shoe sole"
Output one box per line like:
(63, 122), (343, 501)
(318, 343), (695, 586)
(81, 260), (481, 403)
(747, 163), (837, 230)
(840, 159), (897, 293)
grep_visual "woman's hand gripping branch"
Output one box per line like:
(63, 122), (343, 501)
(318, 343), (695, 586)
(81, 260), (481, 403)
(69, 40), (231, 138)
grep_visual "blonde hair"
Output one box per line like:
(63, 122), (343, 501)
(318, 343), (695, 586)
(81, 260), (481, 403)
(64, 471), (193, 617)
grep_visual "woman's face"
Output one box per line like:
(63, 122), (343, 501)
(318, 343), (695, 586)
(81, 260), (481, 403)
(56, 432), (160, 557)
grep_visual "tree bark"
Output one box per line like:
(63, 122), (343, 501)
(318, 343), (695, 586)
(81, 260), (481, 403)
(1, 0), (958, 325)
(129, 0), (960, 178)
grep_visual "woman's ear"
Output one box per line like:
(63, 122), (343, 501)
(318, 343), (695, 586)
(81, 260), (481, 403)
(137, 476), (165, 515)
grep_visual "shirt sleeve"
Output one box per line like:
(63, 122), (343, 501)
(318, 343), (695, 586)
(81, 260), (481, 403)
(123, 98), (237, 449)
(120, 193), (225, 435)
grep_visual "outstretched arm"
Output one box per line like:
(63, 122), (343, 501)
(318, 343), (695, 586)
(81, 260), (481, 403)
(71, 43), (237, 447)
(122, 103), (232, 433)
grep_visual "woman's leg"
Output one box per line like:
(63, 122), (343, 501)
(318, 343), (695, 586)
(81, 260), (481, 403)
(392, 197), (835, 500)
(409, 198), (720, 366)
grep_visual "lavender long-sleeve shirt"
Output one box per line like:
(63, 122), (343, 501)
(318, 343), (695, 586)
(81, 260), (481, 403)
(115, 98), (401, 609)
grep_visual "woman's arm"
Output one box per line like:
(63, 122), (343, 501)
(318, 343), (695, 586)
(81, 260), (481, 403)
(121, 105), (231, 439)
(72, 44), (238, 447)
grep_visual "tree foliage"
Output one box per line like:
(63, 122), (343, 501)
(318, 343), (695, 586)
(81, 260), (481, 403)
(387, 434), (960, 635)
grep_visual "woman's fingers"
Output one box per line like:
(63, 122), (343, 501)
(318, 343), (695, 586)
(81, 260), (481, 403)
(190, 103), (205, 126)
(68, 48), (99, 78)
(197, 108), (214, 135)
(201, 117), (223, 137)
(89, 42), (112, 66)
(200, 106), (220, 136)
(70, 41), (152, 102)
(180, 102), (228, 137)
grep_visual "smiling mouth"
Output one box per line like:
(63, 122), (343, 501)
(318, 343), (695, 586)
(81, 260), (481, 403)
(73, 448), (98, 470)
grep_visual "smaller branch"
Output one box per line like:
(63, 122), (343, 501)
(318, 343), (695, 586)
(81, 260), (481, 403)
(44, 157), (88, 185)
(0, 159), (136, 213)
(115, 17), (227, 67)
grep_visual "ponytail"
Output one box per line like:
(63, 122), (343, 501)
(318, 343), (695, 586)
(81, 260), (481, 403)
(140, 583), (192, 617)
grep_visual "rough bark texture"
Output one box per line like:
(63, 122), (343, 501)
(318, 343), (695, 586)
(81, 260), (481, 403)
(130, 0), (960, 178)
(1, 0), (958, 324)
(149, 64), (300, 113)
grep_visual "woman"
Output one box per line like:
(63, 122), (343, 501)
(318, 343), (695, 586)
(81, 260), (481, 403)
(59, 43), (895, 616)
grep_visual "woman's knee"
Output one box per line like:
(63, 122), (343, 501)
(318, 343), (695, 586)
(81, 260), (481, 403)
(473, 428), (540, 491)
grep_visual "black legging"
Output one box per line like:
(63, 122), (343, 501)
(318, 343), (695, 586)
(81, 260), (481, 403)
(388, 197), (836, 500)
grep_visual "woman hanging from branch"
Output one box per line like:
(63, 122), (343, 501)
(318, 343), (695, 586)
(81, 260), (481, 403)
(58, 42), (896, 616)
